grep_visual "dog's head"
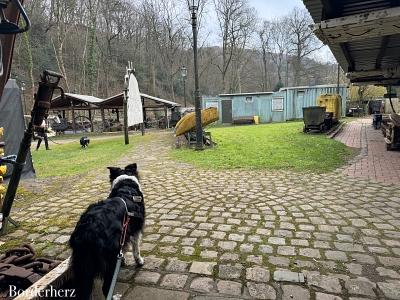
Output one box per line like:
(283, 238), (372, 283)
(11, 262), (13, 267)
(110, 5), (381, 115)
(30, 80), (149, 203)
(107, 163), (139, 184)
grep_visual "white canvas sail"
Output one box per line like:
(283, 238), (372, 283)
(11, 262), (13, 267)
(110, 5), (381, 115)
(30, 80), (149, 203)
(127, 73), (143, 126)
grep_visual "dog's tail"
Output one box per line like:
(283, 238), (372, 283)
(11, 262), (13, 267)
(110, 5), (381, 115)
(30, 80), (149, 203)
(69, 227), (102, 300)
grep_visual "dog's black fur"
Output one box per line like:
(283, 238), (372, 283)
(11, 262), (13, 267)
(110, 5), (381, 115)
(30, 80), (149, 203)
(80, 136), (90, 148)
(69, 163), (145, 299)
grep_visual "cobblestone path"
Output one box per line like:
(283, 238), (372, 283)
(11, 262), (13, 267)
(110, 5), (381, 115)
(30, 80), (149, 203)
(2, 128), (400, 299)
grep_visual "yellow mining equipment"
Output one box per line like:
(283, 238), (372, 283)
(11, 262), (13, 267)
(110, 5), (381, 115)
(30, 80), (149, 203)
(317, 94), (342, 122)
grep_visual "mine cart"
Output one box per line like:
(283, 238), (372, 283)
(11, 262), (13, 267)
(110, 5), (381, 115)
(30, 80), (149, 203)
(382, 113), (400, 151)
(303, 106), (326, 133)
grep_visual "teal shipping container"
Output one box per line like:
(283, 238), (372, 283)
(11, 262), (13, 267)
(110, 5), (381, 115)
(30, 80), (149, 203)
(202, 85), (348, 124)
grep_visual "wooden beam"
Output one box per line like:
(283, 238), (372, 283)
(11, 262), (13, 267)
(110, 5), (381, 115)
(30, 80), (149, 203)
(351, 78), (400, 86)
(314, 6), (400, 44)
(375, 36), (390, 69)
(143, 105), (170, 109)
(340, 43), (355, 72)
(321, 0), (342, 20)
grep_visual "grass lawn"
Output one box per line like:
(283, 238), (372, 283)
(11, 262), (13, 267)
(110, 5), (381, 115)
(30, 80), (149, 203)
(31, 135), (146, 178)
(172, 122), (356, 173)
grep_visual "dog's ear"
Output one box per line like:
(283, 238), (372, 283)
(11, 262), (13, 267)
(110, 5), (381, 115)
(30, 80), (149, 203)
(125, 163), (137, 171)
(107, 167), (123, 182)
(124, 163), (139, 178)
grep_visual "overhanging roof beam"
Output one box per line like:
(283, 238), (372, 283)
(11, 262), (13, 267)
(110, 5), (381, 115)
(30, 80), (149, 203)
(340, 43), (355, 72)
(376, 36), (390, 69)
(313, 6), (400, 44)
(321, 0), (342, 20)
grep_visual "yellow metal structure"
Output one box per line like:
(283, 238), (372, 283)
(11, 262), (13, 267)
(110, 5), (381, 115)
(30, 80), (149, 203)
(317, 94), (342, 120)
(254, 116), (260, 125)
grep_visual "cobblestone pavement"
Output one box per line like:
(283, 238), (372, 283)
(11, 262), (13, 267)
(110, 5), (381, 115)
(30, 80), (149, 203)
(335, 118), (400, 185)
(2, 129), (400, 299)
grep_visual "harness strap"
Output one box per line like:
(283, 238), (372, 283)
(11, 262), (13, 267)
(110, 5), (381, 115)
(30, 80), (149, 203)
(119, 213), (130, 247)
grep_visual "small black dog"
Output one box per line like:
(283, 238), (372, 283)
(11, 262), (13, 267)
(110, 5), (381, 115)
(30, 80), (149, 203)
(80, 136), (90, 148)
(69, 163), (145, 299)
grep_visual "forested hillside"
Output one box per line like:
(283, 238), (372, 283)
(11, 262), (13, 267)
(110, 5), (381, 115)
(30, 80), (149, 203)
(12, 0), (347, 109)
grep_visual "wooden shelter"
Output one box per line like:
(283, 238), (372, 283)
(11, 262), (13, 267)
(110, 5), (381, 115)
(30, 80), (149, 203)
(50, 92), (181, 132)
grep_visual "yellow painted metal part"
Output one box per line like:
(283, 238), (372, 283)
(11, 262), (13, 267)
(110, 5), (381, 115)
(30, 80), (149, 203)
(254, 116), (260, 125)
(175, 107), (219, 137)
(0, 126), (5, 204)
(0, 165), (6, 176)
(317, 94), (342, 120)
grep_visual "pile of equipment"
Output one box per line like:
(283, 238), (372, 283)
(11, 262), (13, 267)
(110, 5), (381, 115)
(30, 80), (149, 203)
(303, 94), (342, 133)
(0, 244), (60, 297)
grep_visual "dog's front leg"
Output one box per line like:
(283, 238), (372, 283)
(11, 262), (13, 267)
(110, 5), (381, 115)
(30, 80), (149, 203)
(131, 233), (144, 266)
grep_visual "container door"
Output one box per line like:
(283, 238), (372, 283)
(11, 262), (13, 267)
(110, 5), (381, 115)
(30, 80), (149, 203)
(296, 91), (305, 118)
(221, 100), (232, 123)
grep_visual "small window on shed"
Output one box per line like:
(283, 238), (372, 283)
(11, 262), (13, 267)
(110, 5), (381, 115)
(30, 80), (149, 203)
(297, 91), (305, 99)
(272, 97), (284, 111)
(245, 96), (253, 103)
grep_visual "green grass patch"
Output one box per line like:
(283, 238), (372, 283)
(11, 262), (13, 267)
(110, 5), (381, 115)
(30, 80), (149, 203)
(172, 122), (355, 173)
(32, 135), (146, 178)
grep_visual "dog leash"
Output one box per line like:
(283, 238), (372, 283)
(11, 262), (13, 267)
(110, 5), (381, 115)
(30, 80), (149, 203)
(106, 199), (131, 300)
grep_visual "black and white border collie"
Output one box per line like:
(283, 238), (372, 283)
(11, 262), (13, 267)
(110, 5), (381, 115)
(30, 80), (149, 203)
(69, 163), (145, 299)
(80, 136), (90, 148)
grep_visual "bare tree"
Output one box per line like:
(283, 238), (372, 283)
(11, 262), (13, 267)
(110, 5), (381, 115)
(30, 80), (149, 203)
(269, 19), (290, 89)
(49, 0), (80, 91)
(286, 7), (323, 86)
(258, 20), (273, 91)
(213, 0), (256, 93)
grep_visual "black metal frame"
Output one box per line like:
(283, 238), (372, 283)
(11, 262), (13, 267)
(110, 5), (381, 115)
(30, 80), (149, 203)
(0, 70), (63, 235)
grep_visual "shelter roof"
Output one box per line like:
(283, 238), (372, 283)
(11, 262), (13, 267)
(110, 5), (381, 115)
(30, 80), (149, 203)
(303, 0), (400, 86)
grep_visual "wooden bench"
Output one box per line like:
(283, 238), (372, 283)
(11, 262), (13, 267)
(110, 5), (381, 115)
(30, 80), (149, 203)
(232, 117), (254, 125)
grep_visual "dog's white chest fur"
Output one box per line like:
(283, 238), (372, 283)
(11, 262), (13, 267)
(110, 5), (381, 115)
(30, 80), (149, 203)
(111, 175), (142, 192)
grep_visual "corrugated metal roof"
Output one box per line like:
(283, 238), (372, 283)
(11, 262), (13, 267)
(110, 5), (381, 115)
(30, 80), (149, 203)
(219, 92), (274, 97)
(102, 93), (180, 108)
(279, 84), (348, 91)
(140, 93), (181, 107)
(64, 93), (104, 104)
(305, 0), (394, 22)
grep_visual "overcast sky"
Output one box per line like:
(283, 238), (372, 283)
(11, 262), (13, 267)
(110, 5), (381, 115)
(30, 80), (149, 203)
(204, 0), (335, 63)
(248, 0), (306, 19)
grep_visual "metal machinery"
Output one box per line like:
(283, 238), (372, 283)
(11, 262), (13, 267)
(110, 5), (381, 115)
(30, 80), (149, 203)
(368, 100), (384, 129)
(303, 106), (327, 133)
(0, 1), (65, 234)
(317, 93), (342, 127)
(382, 113), (400, 150)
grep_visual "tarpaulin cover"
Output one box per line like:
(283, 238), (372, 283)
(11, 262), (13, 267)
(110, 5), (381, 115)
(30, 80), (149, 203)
(127, 73), (144, 126)
(0, 79), (35, 178)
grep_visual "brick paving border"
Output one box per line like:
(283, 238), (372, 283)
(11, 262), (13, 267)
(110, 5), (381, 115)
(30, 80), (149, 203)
(336, 117), (400, 185)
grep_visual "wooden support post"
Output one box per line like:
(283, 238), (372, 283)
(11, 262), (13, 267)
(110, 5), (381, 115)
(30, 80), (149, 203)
(116, 109), (120, 122)
(88, 109), (93, 132)
(141, 97), (145, 136)
(71, 102), (76, 134)
(101, 108), (106, 132)
(164, 106), (168, 129)
(123, 89), (129, 145)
